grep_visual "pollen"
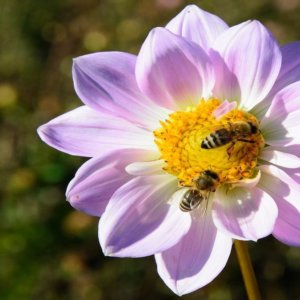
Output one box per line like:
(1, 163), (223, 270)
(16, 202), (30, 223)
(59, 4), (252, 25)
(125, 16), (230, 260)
(153, 99), (265, 188)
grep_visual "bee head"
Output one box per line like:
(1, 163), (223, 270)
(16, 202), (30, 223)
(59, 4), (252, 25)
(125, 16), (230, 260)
(195, 170), (219, 191)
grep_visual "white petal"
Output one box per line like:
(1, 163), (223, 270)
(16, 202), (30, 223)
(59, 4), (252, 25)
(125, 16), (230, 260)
(212, 20), (281, 110)
(260, 148), (300, 169)
(155, 210), (232, 296)
(258, 167), (300, 246)
(212, 100), (237, 119)
(166, 5), (228, 52)
(125, 159), (165, 176)
(99, 175), (192, 257)
(229, 171), (261, 189)
(259, 164), (300, 193)
(66, 149), (156, 216)
(136, 27), (214, 110)
(37, 106), (156, 157)
(260, 81), (300, 146)
(72, 51), (170, 130)
(212, 185), (278, 241)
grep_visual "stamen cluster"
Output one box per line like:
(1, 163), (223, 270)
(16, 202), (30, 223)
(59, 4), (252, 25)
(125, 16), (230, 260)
(154, 99), (264, 188)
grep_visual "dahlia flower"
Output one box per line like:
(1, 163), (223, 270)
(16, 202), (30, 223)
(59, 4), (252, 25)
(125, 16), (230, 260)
(38, 5), (300, 296)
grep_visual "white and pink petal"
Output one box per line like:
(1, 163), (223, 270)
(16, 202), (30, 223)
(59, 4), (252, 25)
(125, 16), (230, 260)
(125, 159), (165, 176)
(212, 20), (281, 110)
(252, 42), (300, 118)
(99, 175), (191, 257)
(259, 164), (300, 195)
(229, 171), (261, 189)
(37, 106), (156, 157)
(260, 81), (300, 146)
(212, 185), (278, 241)
(155, 210), (232, 296)
(73, 51), (170, 130)
(259, 166), (300, 246)
(66, 149), (157, 217)
(136, 27), (214, 110)
(259, 147), (300, 169)
(269, 42), (300, 99)
(166, 4), (228, 52)
(212, 100), (237, 119)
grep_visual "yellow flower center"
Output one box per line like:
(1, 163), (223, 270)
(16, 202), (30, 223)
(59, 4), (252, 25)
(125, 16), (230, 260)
(153, 99), (264, 188)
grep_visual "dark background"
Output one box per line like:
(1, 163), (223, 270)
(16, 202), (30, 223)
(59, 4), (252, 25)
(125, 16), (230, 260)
(1, 0), (300, 299)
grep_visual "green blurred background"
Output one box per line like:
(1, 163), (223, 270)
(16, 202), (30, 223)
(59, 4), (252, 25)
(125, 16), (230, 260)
(1, 0), (300, 299)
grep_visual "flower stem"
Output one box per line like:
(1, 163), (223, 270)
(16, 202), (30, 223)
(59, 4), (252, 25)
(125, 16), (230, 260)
(234, 240), (261, 300)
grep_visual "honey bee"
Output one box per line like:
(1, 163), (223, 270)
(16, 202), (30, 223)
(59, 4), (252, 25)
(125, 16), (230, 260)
(201, 121), (259, 155)
(179, 170), (219, 212)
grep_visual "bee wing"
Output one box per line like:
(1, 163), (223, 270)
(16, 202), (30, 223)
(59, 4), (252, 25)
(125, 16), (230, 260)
(190, 194), (203, 209)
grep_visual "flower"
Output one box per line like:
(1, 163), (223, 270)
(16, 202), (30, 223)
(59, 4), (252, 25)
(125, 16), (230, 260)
(38, 5), (300, 296)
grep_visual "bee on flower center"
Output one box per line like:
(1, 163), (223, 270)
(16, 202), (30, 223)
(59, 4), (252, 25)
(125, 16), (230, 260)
(179, 170), (219, 212)
(201, 121), (259, 156)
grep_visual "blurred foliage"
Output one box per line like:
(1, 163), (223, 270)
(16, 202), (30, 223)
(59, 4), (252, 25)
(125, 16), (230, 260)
(1, 0), (300, 299)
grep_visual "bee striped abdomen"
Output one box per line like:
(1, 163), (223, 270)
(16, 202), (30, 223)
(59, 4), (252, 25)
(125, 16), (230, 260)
(180, 190), (204, 212)
(201, 128), (232, 149)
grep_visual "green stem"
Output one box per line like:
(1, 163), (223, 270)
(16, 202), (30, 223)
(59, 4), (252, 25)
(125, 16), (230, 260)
(234, 240), (261, 300)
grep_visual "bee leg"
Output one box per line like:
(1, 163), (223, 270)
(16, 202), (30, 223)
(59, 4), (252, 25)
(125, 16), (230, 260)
(226, 142), (235, 157)
(203, 192), (210, 214)
(237, 139), (255, 143)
